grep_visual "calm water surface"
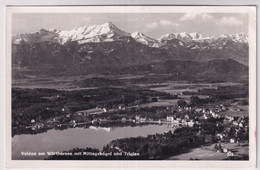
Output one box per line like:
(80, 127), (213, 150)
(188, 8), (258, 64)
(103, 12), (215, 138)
(12, 124), (175, 160)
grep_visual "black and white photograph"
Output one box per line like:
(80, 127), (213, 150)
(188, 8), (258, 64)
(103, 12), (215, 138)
(5, 5), (256, 168)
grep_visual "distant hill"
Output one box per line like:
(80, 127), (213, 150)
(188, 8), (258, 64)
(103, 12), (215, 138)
(119, 59), (248, 83)
(77, 77), (124, 87)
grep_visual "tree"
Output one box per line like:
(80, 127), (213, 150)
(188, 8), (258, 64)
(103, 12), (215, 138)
(190, 95), (201, 105)
(218, 143), (222, 150)
(151, 97), (158, 102)
(177, 100), (187, 107)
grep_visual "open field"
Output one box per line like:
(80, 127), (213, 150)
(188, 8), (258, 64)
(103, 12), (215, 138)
(139, 99), (178, 108)
(167, 142), (249, 160)
(167, 147), (227, 160)
(221, 109), (248, 117)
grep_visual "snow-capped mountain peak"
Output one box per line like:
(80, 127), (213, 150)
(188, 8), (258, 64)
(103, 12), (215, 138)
(179, 32), (188, 37)
(58, 22), (130, 44)
(189, 32), (203, 40)
(229, 33), (248, 43)
(158, 32), (191, 42)
(12, 29), (60, 44)
(46, 28), (60, 33)
(131, 32), (159, 47)
(131, 32), (143, 38)
(12, 22), (248, 46)
(209, 33), (248, 43)
(158, 34), (177, 42)
(12, 22), (131, 45)
(159, 32), (204, 42)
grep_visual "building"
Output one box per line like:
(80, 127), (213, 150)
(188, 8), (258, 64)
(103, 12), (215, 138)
(211, 112), (219, 118)
(172, 120), (180, 124)
(100, 118), (108, 122)
(196, 108), (203, 113)
(167, 116), (174, 122)
(233, 121), (239, 126)
(227, 151), (234, 157)
(223, 148), (228, 153)
(203, 114), (208, 120)
(140, 117), (146, 123)
(230, 138), (236, 143)
(76, 112), (83, 116)
(226, 116), (234, 122)
(216, 133), (223, 139)
(34, 123), (44, 129)
(118, 105), (126, 110)
(239, 122), (244, 128)
(91, 118), (99, 124)
(135, 115), (140, 121)
(215, 109), (221, 113)
(187, 120), (194, 127)
(76, 108), (106, 116)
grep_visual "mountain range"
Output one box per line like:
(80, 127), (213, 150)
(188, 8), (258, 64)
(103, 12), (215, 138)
(12, 22), (249, 82)
(13, 22), (248, 45)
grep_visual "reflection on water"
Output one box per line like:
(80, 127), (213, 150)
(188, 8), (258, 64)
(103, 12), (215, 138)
(88, 126), (112, 132)
(12, 124), (175, 160)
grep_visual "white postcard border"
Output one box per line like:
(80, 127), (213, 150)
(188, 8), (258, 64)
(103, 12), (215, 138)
(4, 6), (257, 169)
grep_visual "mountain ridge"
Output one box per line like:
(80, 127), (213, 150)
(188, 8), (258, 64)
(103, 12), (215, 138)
(12, 22), (249, 82)
(12, 22), (248, 45)
(12, 22), (248, 66)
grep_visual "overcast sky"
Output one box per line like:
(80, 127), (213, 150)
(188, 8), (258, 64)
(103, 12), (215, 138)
(12, 13), (248, 39)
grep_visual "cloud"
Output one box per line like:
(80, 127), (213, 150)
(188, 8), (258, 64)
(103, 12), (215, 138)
(180, 13), (213, 21)
(146, 20), (179, 29)
(219, 16), (243, 26)
(200, 13), (213, 21)
(180, 14), (243, 26)
(180, 13), (196, 21)
(145, 22), (158, 29)
(159, 19), (179, 27)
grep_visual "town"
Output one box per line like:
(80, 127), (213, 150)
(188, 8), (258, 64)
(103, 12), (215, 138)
(12, 81), (249, 160)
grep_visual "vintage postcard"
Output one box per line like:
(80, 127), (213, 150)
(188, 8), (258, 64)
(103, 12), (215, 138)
(5, 6), (256, 169)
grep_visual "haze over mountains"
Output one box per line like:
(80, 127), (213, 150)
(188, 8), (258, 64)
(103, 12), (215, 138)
(12, 22), (249, 82)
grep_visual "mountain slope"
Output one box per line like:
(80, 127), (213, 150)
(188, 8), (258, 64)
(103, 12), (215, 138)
(12, 29), (60, 44)
(12, 36), (174, 75)
(131, 32), (160, 47)
(159, 32), (196, 43)
(158, 33), (248, 65)
(59, 22), (130, 44)
(12, 22), (249, 81)
(119, 59), (248, 83)
(12, 22), (131, 45)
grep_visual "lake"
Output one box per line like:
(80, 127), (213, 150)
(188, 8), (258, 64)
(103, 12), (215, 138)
(12, 124), (176, 160)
